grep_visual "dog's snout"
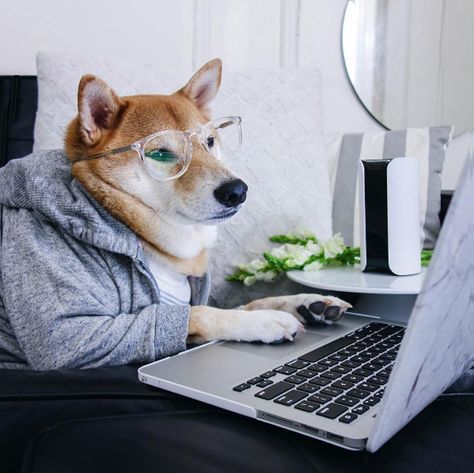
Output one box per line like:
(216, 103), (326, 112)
(213, 179), (248, 207)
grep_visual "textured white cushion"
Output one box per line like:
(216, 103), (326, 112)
(34, 52), (185, 151)
(210, 69), (331, 307)
(34, 52), (331, 308)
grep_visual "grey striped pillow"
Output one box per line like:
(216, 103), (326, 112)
(332, 126), (453, 249)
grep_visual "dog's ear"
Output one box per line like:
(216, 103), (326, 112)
(77, 75), (122, 146)
(179, 58), (222, 111)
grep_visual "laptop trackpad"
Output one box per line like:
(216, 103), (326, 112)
(222, 330), (328, 360)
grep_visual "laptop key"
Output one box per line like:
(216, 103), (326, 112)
(338, 348), (357, 356)
(297, 383), (319, 394)
(379, 352), (396, 362)
(331, 365), (351, 374)
(256, 380), (274, 388)
(247, 377), (264, 385)
(320, 371), (341, 380)
(352, 404), (370, 415)
(358, 382), (379, 392)
(335, 395), (358, 407)
(361, 349), (377, 357)
(260, 371), (277, 379)
(371, 346), (385, 354)
(274, 390), (307, 406)
(320, 386), (344, 397)
(297, 369), (317, 378)
(309, 376), (332, 387)
(341, 360), (361, 369)
(343, 374), (364, 383)
(308, 393), (332, 404)
(294, 400), (320, 412)
(364, 396), (381, 407)
(347, 388), (370, 399)
(368, 322), (388, 331)
(273, 365), (297, 375)
(298, 337), (354, 362)
(255, 381), (293, 400)
(328, 353), (347, 362)
(378, 325), (403, 337)
(286, 359), (311, 369)
(318, 358), (338, 367)
(361, 363), (380, 372)
(233, 383), (251, 392)
(353, 368), (372, 377)
(332, 379), (354, 390)
(307, 363), (328, 373)
(374, 388), (385, 399)
(317, 403), (348, 419)
(351, 355), (370, 363)
(339, 412), (358, 424)
(368, 376), (387, 385)
(284, 375), (306, 385)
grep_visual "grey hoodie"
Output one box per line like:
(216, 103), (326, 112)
(0, 150), (209, 370)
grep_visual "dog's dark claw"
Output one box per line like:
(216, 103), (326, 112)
(297, 305), (314, 323)
(323, 305), (342, 320)
(309, 301), (325, 315)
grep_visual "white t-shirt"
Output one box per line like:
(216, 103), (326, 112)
(142, 243), (191, 305)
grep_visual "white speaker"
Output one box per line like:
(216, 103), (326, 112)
(359, 158), (421, 275)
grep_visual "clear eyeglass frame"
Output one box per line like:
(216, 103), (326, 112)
(77, 115), (242, 182)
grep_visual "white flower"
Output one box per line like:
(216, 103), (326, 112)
(305, 241), (321, 255)
(247, 259), (266, 273)
(286, 244), (312, 265)
(303, 260), (323, 272)
(255, 270), (278, 282)
(271, 245), (290, 259)
(243, 275), (257, 286)
(322, 234), (346, 259)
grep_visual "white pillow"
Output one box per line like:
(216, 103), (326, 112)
(210, 69), (332, 307)
(34, 52), (332, 308)
(34, 51), (185, 151)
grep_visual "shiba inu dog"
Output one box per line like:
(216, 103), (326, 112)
(64, 59), (351, 346)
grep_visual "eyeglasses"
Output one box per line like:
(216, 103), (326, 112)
(76, 116), (242, 182)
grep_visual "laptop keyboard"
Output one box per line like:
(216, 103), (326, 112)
(233, 321), (405, 424)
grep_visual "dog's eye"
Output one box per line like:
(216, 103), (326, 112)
(144, 148), (176, 162)
(207, 137), (215, 148)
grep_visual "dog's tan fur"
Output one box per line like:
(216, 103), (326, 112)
(64, 59), (351, 344)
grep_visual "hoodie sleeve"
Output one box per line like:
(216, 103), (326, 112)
(0, 208), (190, 370)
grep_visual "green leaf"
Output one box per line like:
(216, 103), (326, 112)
(269, 234), (317, 245)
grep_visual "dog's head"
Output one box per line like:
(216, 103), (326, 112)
(65, 59), (247, 226)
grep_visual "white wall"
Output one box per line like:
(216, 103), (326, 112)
(0, 0), (463, 188)
(0, 0), (378, 135)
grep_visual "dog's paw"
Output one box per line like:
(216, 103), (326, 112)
(235, 310), (304, 344)
(292, 294), (352, 325)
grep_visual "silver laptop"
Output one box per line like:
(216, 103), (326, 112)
(139, 150), (473, 452)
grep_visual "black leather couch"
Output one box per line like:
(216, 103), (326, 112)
(1, 76), (472, 473)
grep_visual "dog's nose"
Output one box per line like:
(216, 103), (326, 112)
(214, 179), (248, 207)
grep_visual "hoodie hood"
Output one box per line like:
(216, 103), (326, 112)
(0, 150), (141, 259)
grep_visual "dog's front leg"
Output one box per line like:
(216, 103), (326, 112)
(188, 306), (304, 344)
(243, 294), (352, 325)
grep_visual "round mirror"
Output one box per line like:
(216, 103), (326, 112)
(342, 0), (474, 134)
